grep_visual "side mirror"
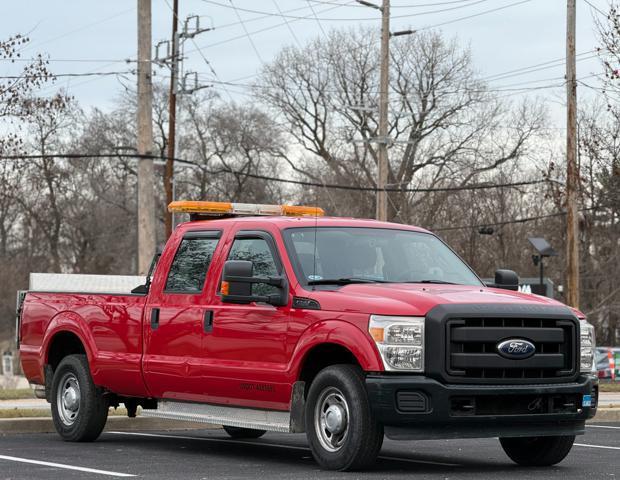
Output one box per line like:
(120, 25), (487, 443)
(221, 260), (288, 306)
(490, 269), (519, 291)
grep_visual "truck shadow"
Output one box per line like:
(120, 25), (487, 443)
(98, 430), (578, 477)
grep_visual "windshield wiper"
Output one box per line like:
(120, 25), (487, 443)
(406, 279), (460, 285)
(307, 277), (391, 286)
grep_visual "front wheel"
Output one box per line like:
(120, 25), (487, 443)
(50, 354), (109, 442)
(305, 364), (384, 471)
(500, 435), (575, 466)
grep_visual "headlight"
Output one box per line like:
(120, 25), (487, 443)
(580, 321), (595, 373)
(369, 315), (424, 372)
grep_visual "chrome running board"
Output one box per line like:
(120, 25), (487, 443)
(141, 401), (292, 433)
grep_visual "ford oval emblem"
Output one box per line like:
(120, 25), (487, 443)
(496, 339), (536, 359)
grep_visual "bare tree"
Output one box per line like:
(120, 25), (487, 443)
(256, 28), (546, 221)
(577, 102), (620, 345)
(596, 1), (620, 111)
(177, 92), (287, 204)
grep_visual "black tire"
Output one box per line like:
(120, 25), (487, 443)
(500, 435), (575, 466)
(305, 364), (384, 471)
(223, 426), (267, 439)
(50, 354), (109, 442)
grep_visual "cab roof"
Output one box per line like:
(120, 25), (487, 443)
(177, 215), (432, 234)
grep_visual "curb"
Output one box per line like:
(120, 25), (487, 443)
(589, 407), (620, 423)
(1, 410), (618, 435)
(0, 416), (218, 435)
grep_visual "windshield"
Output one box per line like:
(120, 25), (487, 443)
(283, 227), (483, 286)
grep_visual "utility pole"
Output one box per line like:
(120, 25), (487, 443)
(164, 0), (180, 239)
(566, 0), (580, 308)
(137, 0), (156, 274)
(356, 0), (414, 222)
(377, 0), (390, 222)
(157, 14), (212, 238)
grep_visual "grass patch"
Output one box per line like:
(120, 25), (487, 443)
(599, 382), (620, 392)
(0, 407), (128, 419)
(0, 389), (34, 400)
(0, 408), (49, 418)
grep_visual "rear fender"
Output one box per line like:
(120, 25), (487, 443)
(43, 312), (96, 370)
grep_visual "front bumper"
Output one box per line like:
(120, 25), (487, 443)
(366, 374), (598, 440)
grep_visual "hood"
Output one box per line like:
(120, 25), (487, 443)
(310, 283), (568, 317)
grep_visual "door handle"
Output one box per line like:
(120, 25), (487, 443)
(151, 308), (160, 330)
(204, 310), (214, 333)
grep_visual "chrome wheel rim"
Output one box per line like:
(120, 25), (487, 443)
(57, 373), (81, 426)
(314, 387), (350, 452)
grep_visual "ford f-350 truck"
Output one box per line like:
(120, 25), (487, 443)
(17, 201), (597, 471)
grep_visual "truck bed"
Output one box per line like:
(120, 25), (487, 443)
(19, 291), (149, 398)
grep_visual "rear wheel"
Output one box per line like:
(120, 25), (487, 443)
(223, 426), (266, 439)
(50, 354), (109, 442)
(500, 435), (575, 466)
(305, 364), (383, 471)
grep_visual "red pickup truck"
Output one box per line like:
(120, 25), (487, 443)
(18, 201), (597, 471)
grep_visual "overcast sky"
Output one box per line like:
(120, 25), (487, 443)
(1, 0), (612, 127)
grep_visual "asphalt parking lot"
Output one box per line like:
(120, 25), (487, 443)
(0, 424), (618, 479)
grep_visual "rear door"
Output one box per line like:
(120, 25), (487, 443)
(205, 228), (292, 410)
(143, 230), (222, 400)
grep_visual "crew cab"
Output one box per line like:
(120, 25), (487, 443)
(17, 201), (598, 471)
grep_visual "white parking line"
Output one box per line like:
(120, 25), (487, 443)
(587, 424), (620, 430)
(0, 454), (136, 477)
(575, 443), (620, 451)
(108, 431), (461, 467)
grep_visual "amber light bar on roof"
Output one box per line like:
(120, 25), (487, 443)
(168, 200), (324, 218)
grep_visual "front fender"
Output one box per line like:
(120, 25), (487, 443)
(289, 319), (384, 379)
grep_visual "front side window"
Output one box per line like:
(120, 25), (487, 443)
(165, 236), (219, 292)
(283, 227), (482, 286)
(227, 237), (279, 296)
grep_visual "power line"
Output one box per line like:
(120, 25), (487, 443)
(199, 72), (597, 96)
(227, 0), (265, 63)
(308, 0), (482, 7)
(433, 205), (613, 232)
(202, 0), (497, 21)
(0, 152), (553, 193)
(19, 7), (136, 55)
(582, 0), (608, 17)
(306, 0), (329, 36)
(0, 70), (134, 80)
(416, 0), (531, 31)
(7, 152), (615, 232)
(482, 51), (599, 83)
(273, 0), (303, 47)
(185, 1), (355, 56)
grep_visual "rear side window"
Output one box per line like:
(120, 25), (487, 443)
(227, 238), (279, 296)
(165, 236), (219, 293)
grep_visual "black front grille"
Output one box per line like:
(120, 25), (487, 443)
(450, 393), (580, 416)
(446, 317), (577, 383)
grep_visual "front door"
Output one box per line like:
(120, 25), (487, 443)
(143, 230), (222, 400)
(205, 229), (292, 411)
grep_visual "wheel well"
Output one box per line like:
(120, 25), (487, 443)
(47, 331), (86, 372)
(298, 343), (360, 395)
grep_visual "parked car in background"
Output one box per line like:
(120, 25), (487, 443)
(596, 347), (620, 380)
